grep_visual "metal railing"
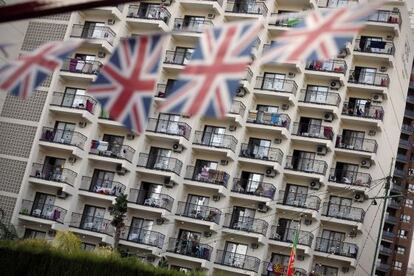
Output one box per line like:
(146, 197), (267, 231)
(127, 4), (171, 23)
(405, 109), (414, 118)
(328, 168), (371, 187)
(396, 153), (408, 162)
(239, 143), (283, 164)
(285, 156), (328, 175)
(315, 237), (358, 259)
(376, 263), (391, 272)
(254, 77), (298, 95)
(146, 118), (191, 140)
(61, 58), (102, 75)
(215, 250), (260, 272)
(385, 214), (398, 224)
(223, 214), (268, 235)
(225, 0), (268, 16)
(120, 226), (164, 248)
(167, 238), (212, 260)
(354, 39), (395, 55)
(292, 123), (334, 140)
(80, 176), (126, 197)
(336, 135), (378, 153)
(50, 92), (97, 114)
(247, 111), (290, 128)
(270, 13), (301, 27)
(382, 230), (396, 240)
(137, 153), (182, 175)
(279, 190), (321, 210)
(232, 178), (276, 199)
(90, 141), (135, 163)
(269, 226), (313, 246)
(30, 163), (77, 186)
(70, 24), (115, 45)
(243, 68), (253, 82)
(379, 245), (393, 255)
(388, 199), (401, 209)
(321, 203), (365, 222)
(70, 213), (113, 236)
(19, 200), (67, 224)
(305, 59), (347, 74)
(317, 0), (358, 8)
(164, 50), (193, 65)
(40, 127), (87, 149)
(193, 131), (237, 152)
(348, 70), (390, 87)
(299, 89), (340, 106)
(262, 262), (307, 276)
(173, 18), (213, 33)
(229, 100), (246, 117)
(342, 102), (384, 120)
(185, 166), (229, 187)
(402, 124), (414, 134)
(175, 202), (221, 224)
(128, 188), (173, 212)
(155, 83), (169, 98)
(368, 9), (401, 27)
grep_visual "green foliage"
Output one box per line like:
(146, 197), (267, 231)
(109, 193), (128, 228)
(52, 231), (81, 254)
(93, 245), (118, 258)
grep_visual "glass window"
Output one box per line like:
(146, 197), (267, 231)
(405, 199), (413, 208)
(394, 261), (402, 270)
(23, 229), (46, 239)
(396, 246), (405, 255)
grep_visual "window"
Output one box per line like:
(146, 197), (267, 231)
(23, 229), (46, 239)
(90, 169), (115, 194)
(230, 206), (256, 231)
(261, 73), (286, 91)
(397, 246), (405, 255)
(405, 199), (413, 208)
(332, 162), (359, 184)
(127, 217), (154, 244)
(147, 147), (172, 170)
(193, 159), (218, 182)
(305, 85), (329, 104)
(400, 214), (411, 223)
(398, 229), (409, 239)
(81, 205), (106, 231)
(394, 261), (402, 271)
(244, 138), (271, 159)
(201, 125), (226, 147)
(223, 241), (248, 268)
(284, 184), (308, 207)
(81, 242), (96, 251)
(408, 184), (414, 192)
(313, 264), (338, 276)
(61, 87), (87, 108)
(31, 192), (57, 220)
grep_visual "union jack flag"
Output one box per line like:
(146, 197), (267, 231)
(260, 1), (385, 64)
(160, 20), (262, 118)
(88, 35), (165, 134)
(0, 40), (80, 98)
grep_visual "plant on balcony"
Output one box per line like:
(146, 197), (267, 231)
(109, 193), (128, 252)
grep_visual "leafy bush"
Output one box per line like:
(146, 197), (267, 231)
(52, 231), (81, 254)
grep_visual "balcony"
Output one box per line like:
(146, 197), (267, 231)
(292, 123), (334, 140)
(269, 226), (313, 247)
(368, 10), (401, 28)
(278, 190), (321, 211)
(385, 214), (398, 224)
(285, 156), (328, 175)
(60, 58), (102, 79)
(232, 178), (276, 200)
(215, 250), (260, 272)
(175, 202), (221, 224)
(50, 92), (96, 117)
(126, 4), (170, 31)
(40, 127), (87, 150)
(80, 176), (126, 197)
(335, 136), (378, 154)
(391, 183), (404, 193)
(387, 199), (401, 209)
(223, 214), (268, 236)
(342, 102), (384, 122)
(328, 168), (371, 188)
(179, 0), (223, 13)
(354, 39), (395, 56)
(317, 0), (358, 8)
(269, 13), (301, 29)
(254, 77), (298, 99)
(228, 100), (246, 120)
(70, 213), (113, 236)
(128, 188), (173, 212)
(405, 109), (414, 119)
(173, 18), (213, 33)
(376, 263), (391, 273)
(305, 59), (347, 75)
(30, 163), (77, 187)
(315, 237), (358, 259)
(19, 200), (67, 224)
(379, 245), (393, 256)
(401, 124), (414, 134)
(225, 0), (268, 17)
(120, 227), (164, 249)
(321, 203), (365, 222)
(348, 70), (389, 88)
(193, 131), (237, 152)
(164, 50), (192, 67)
(246, 111), (290, 137)
(146, 118), (191, 140)
(398, 139), (411, 149)
(298, 89), (341, 107)
(262, 263), (307, 276)
(167, 238), (212, 261)
(396, 153), (408, 163)
(70, 24), (115, 48)
(89, 141), (135, 163)
(184, 166), (229, 188)
(137, 153), (183, 175)
(382, 230), (396, 240)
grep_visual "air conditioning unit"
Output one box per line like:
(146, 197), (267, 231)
(368, 129), (377, 136)
(107, 18), (115, 25)
(220, 159), (229, 166)
(213, 194), (221, 201)
(282, 104), (289, 110)
(68, 156), (77, 164)
(297, 254), (305, 261)
(324, 112), (334, 122)
(288, 72), (296, 78)
(304, 218), (312, 225)
(116, 164), (127, 175)
(354, 191), (366, 202)
(156, 218), (165, 225)
(380, 66), (387, 72)
(204, 231), (212, 237)
(126, 133), (135, 140)
(310, 180), (321, 190)
(78, 121), (87, 128)
(98, 51), (106, 58)
(258, 202), (269, 213)
(251, 243), (259, 249)
(330, 80), (341, 90)
(329, 175), (337, 182)
(236, 87), (246, 97)
(172, 143), (183, 153)
(229, 125), (237, 131)
(349, 228), (358, 238)
(265, 168), (277, 178)
(164, 177), (174, 188)
(317, 145), (327, 156)
(360, 159), (372, 169)
(57, 189), (68, 199)
(372, 94), (383, 103)
(274, 138), (282, 144)
(207, 13), (215, 19)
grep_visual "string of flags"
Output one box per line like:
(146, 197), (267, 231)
(0, 0), (386, 134)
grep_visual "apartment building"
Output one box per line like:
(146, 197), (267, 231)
(0, 0), (413, 275)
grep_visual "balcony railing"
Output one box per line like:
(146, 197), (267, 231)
(193, 131), (237, 152)
(30, 163), (77, 186)
(155, 83), (170, 98)
(225, 0), (268, 16)
(80, 176), (126, 197)
(402, 124), (414, 134)
(127, 4), (171, 23)
(262, 262), (307, 276)
(167, 238), (212, 260)
(317, 0), (358, 8)
(382, 230), (395, 240)
(315, 237), (358, 259)
(185, 166), (229, 187)
(405, 109), (414, 118)
(354, 39), (395, 55)
(292, 123), (334, 140)
(388, 199), (401, 209)
(270, 13), (301, 27)
(120, 226), (164, 248)
(305, 59), (347, 74)
(90, 141), (135, 163)
(175, 202), (221, 224)
(368, 9), (401, 27)
(232, 178), (276, 199)
(385, 214), (398, 224)
(299, 89), (341, 106)
(396, 153), (408, 162)
(247, 111), (290, 128)
(376, 263), (391, 272)
(19, 200), (67, 224)
(128, 188), (173, 212)
(61, 58), (102, 75)
(348, 70), (390, 87)
(269, 226), (313, 246)
(229, 100), (246, 117)
(254, 77), (298, 95)
(40, 127), (87, 150)
(70, 24), (115, 45)
(146, 118), (191, 140)
(137, 153), (183, 175)
(336, 135), (378, 153)
(279, 190), (321, 210)
(342, 102), (384, 120)
(164, 50), (193, 65)
(239, 143), (283, 164)
(379, 246), (393, 255)
(173, 18), (213, 33)
(329, 168), (371, 187)
(285, 156), (328, 175)
(321, 203), (365, 222)
(50, 92), (97, 114)
(70, 213), (113, 236)
(215, 250), (260, 272)
(223, 214), (268, 235)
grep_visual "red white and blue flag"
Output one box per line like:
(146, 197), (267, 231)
(88, 35), (165, 134)
(0, 40), (80, 99)
(160, 20), (262, 118)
